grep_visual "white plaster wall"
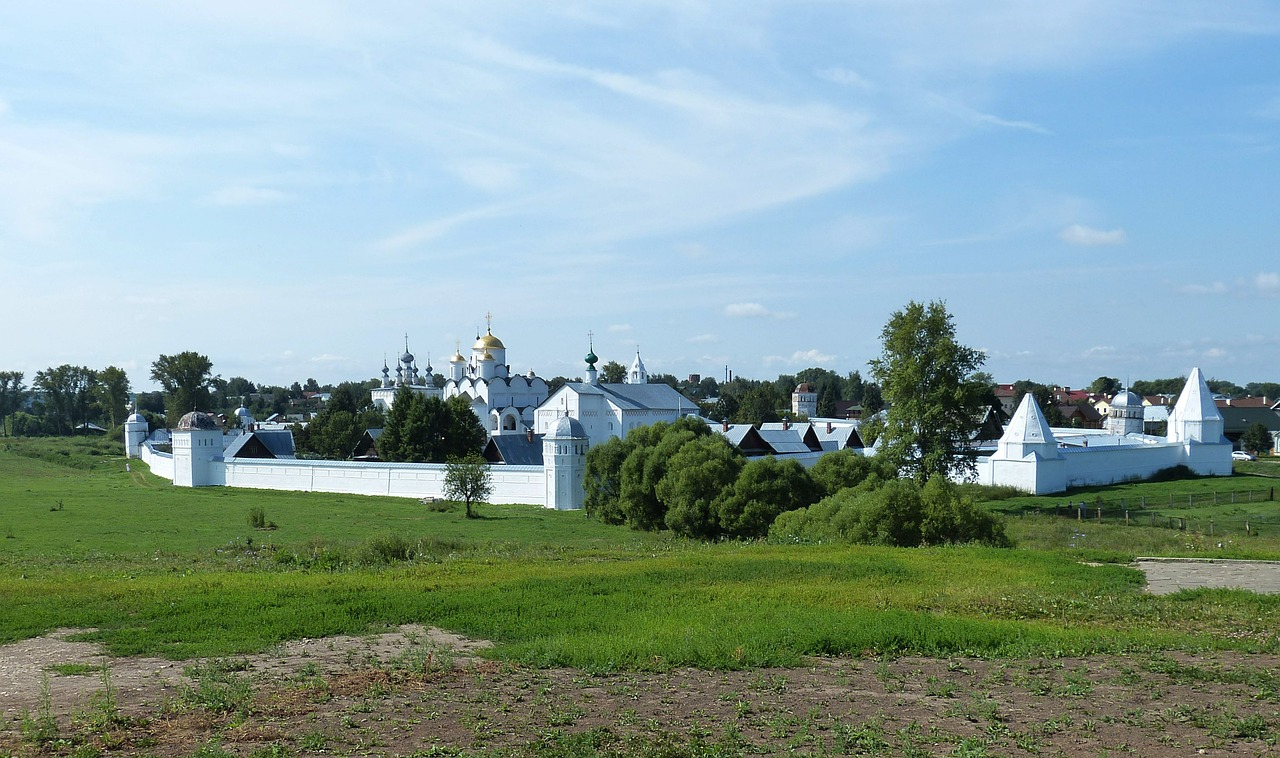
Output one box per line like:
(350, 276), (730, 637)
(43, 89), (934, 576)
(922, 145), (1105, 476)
(1062, 444), (1182, 489)
(220, 459), (548, 505)
(139, 443), (173, 480)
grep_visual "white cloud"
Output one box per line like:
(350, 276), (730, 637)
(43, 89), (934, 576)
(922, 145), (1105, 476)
(687, 333), (717, 344)
(450, 159), (523, 193)
(1256, 272), (1280, 293)
(1059, 224), (1127, 246)
(608, 323), (632, 333)
(816, 67), (875, 91)
(1179, 282), (1228, 295)
(308, 353), (347, 364)
(204, 186), (292, 206)
(1205, 347), (1228, 359)
(725, 302), (795, 319)
(791, 349), (835, 364)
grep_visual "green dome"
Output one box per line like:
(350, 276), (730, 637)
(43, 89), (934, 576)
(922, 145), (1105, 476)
(584, 350), (598, 366)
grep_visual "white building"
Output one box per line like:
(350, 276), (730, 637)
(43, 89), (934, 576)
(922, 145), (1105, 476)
(371, 339), (442, 411)
(791, 383), (818, 418)
(534, 348), (701, 447)
(443, 324), (549, 435)
(977, 368), (1232, 494)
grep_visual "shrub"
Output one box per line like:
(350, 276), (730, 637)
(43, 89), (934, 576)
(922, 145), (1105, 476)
(247, 507), (266, 529)
(362, 533), (414, 564)
(770, 475), (1011, 548)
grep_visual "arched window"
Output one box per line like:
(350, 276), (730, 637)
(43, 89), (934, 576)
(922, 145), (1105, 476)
(502, 415), (517, 431)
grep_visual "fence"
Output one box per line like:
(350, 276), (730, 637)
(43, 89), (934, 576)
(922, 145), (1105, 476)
(1025, 487), (1279, 537)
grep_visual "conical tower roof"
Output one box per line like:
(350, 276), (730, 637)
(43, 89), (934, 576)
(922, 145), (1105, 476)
(1003, 393), (1058, 446)
(1172, 367), (1219, 423)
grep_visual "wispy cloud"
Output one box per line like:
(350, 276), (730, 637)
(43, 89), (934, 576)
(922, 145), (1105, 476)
(725, 302), (795, 319)
(1179, 281), (1229, 296)
(765, 349), (836, 366)
(1256, 272), (1280, 293)
(1059, 224), (1127, 246)
(204, 186), (292, 206)
(687, 334), (717, 344)
(816, 67), (875, 91)
(608, 323), (632, 333)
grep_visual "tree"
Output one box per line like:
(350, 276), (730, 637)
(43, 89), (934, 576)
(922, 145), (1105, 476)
(1241, 423), (1273, 456)
(1245, 382), (1280, 401)
(583, 436), (633, 524)
(868, 300), (987, 482)
(657, 434), (744, 539)
(443, 453), (492, 519)
(732, 386), (781, 425)
(95, 366), (131, 429)
(1089, 376), (1122, 395)
(151, 352), (217, 420)
(34, 365), (97, 435)
(817, 387), (837, 418)
(0, 371), (27, 437)
(378, 390), (484, 463)
(600, 361), (626, 384)
(715, 456), (817, 538)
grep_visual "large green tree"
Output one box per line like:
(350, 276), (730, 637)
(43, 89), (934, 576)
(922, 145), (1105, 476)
(95, 366), (131, 429)
(34, 365), (97, 435)
(868, 300), (987, 482)
(600, 360), (626, 384)
(657, 434), (744, 539)
(378, 389), (485, 463)
(0, 371), (27, 437)
(151, 352), (218, 420)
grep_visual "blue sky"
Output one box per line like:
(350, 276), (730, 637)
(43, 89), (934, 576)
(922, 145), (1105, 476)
(2, 2), (1278, 392)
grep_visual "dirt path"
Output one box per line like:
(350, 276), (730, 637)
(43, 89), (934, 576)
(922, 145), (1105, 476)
(3, 627), (1280, 756)
(1137, 557), (1280, 595)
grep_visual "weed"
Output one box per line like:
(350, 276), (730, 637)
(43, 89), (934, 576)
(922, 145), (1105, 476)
(20, 673), (60, 746)
(834, 716), (889, 753)
(926, 675), (958, 698)
(182, 658), (255, 717)
(47, 663), (105, 676)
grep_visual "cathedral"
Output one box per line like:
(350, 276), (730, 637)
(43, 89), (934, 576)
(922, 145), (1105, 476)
(373, 318), (549, 435)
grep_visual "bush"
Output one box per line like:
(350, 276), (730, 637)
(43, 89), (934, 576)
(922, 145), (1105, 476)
(770, 475), (1010, 548)
(362, 534), (414, 564)
(247, 507), (266, 529)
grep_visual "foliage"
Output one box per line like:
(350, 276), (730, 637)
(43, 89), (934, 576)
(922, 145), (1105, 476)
(770, 476), (1009, 548)
(600, 360), (627, 384)
(1241, 423), (1273, 456)
(1089, 376), (1122, 395)
(869, 300), (987, 482)
(715, 457), (819, 538)
(583, 436), (633, 524)
(95, 366), (131, 429)
(809, 449), (897, 499)
(377, 389), (484, 463)
(294, 406), (384, 460)
(618, 417), (710, 530)
(657, 435), (744, 539)
(443, 453), (493, 519)
(151, 351), (218, 420)
(34, 364), (98, 436)
(1130, 377), (1185, 397)
(731, 386), (781, 425)
(0, 371), (27, 437)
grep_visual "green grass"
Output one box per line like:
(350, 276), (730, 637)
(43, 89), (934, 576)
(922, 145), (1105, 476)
(4, 439), (1280, 670)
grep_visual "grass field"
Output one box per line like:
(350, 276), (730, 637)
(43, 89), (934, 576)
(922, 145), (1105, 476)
(3, 437), (1280, 670)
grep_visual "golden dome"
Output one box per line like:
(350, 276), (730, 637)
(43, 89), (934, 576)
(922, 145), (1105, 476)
(473, 331), (505, 350)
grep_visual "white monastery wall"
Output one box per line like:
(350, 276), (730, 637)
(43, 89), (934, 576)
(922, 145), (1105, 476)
(139, 443), (173, 479)
(1061, 443), (1181, 489)
(142, 450), (548, 506)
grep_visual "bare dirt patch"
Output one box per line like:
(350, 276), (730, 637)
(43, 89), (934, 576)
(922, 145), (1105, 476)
(3, 627), (1279, 756)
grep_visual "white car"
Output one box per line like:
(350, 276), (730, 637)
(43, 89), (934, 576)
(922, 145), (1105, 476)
(1232, 450), (1256, 461)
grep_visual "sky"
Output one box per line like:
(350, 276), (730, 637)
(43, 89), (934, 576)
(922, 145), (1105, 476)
(2, 1), (1279, 393)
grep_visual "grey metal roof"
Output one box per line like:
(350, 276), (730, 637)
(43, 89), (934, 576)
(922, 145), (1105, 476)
(224, 429), (297, 460)
(483, 434), (545, 466)
(756, 429), (813, 455)
(563, 382), (700, 413)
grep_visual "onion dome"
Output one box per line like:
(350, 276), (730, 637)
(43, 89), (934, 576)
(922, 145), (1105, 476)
(126, 410), (147, 424)
(474, 329), (505, 351)
(584, 349), (598, 367)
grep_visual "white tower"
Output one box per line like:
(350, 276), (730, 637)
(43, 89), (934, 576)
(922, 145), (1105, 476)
(123, 406), (149, 458)
(792, 383), (818, 418)
(1106, 389), (1144, 436)
(1168, 367), (1225, 444)
(543, 415), (588, 510)
(584, 343), (599, 386)
(626, 350), (648, 384)
(172, 411), (223, 487)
